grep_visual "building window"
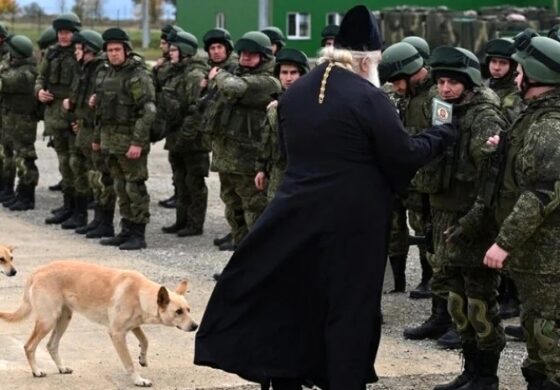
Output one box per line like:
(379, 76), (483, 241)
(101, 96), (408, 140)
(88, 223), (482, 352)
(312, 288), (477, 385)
(326, 12), (343, 26)
(287, 12), (311, 39)
(216, 12), (225, 28)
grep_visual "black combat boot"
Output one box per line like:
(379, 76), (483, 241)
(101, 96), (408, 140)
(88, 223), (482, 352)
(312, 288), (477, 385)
(433, 342), (478, 390)
(61, 195), (88, 229)
(522, 367), (546, 390)
(219, 240), (237, 251)
(119, 223), (147, 250)
(213, 232), (232, 246)
(543, 380), (560, 390)
(48, 180), (62, 191)
(45, 191), (74, 224)
(498, 277), (520, 319)
(505, 325), (526, 342)
(75, 206), (102, 234)
(388, 255), (407, 293)
(162, 205), (188, 233)
(404, 295), (452, 340)
(437, 327), (462, 350)
(457, 350), (500, 390)
(0, 176), (15, 204)
(177, 225), (203, 237)
(2, 184), (18, 207)
(87, 208), (115, 238)
(410, 249), (433, 299)
(158, 192), (177, 208)
(9, 184), (35, 211)
(100, 218), (130, 246)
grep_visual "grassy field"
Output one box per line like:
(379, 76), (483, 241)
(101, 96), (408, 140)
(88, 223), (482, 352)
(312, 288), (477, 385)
(7, 21), (163, 60)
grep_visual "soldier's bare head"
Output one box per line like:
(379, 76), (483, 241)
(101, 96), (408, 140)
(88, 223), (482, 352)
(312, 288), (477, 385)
(239, 51), (261, 69)
(57, 30), (73, 47)
(106, 42), (126, 66)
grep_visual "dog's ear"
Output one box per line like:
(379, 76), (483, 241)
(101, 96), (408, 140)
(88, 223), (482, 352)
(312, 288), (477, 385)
(175, 279), (188, 295)
(157, 286), (170, 309)
(7, 245), (15, 252)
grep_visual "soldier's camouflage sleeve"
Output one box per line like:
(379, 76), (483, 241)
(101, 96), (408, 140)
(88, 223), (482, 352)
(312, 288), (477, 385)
(214, 71), (281, 107)
(458, 198), (487, 236)
(130, 71), (156, 147)
(180, 68), (207, 139)
(469, 107), (506, 172)
(496, 119), (560, 252)
(1, 69), (36, 93)
(34, 56), (48, 96)
(256, 102), (277, 173)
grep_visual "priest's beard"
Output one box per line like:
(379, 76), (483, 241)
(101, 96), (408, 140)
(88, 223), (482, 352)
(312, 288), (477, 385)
(367, 64), (380, 87)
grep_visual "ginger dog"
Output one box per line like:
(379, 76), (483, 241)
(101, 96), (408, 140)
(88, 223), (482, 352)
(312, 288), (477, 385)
(0, 260), (197, 387)
(0, 245), (17, 276)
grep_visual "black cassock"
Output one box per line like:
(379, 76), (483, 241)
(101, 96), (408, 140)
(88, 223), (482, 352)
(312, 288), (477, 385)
(194, 63), (453, 389)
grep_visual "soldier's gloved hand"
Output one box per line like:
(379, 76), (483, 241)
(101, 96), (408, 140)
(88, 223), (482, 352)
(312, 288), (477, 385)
(444, 224), (469, 245)
(433, 122), (458, 146)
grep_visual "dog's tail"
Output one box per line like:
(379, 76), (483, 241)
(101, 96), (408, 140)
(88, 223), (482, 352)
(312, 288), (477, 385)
(0, 280), (31, 323)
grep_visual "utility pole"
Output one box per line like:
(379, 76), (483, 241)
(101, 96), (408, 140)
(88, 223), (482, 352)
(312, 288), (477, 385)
(258, 0), (269, 30)
(142, 0), (150, 49)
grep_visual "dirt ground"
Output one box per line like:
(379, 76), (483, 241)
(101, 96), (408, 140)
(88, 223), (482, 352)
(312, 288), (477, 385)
(0, 126), (526, 389)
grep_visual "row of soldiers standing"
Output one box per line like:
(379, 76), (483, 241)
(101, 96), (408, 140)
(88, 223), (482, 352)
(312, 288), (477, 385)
(380, 25), (560, 390)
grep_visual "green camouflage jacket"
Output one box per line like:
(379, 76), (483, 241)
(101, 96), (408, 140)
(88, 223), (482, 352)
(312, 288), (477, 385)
(487, 75), (523, 124)
(94, 57), (156, 155)
(209, 58), (281, 175)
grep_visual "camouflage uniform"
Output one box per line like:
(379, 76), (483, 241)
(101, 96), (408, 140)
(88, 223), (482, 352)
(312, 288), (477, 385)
(256, 100), (283, 201)
(208, 53), (281, 246)
(0, 42), (13, 200)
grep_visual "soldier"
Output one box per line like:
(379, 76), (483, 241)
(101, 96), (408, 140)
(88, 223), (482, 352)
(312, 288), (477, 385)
(200, 27), (238, 249)
(0, 23), (14, 203)
(320, 24), (339, 47)
(93, 28), (156, 250)
(160, 31), (210, 237)
(427, 46), (507, 390)
(206, 31), (281, 251)
(402, 35), (430, 61)
(472, 34), (560, 390)
(255, 48), (309, 200)
(260, 27), (285, 56)
(0, 35), (39, 211)
(36, 13), (81, 225)
(61, 30), (115, 237)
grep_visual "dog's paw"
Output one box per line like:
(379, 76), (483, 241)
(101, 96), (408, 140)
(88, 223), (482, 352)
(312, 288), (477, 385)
(134, 376), (152, 387)
(58, 367), (73, 374)
(32, 369), (47, 378)
(138, 355), (148, 367)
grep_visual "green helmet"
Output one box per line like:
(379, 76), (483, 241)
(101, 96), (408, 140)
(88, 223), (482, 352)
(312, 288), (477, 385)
(274, 48), (310, 76)
(52, 12), (81, 32)
(102, 27), (132, 51)
(7, 35), (34, 58)
(161, 24), (184, 41)
(73, 29), (103, 54)
(430, 46), (482, 87)
(379, 42), (424, 84)
(485, 38), (515, 60)
(548, 24), (560, 42)
(168, 31), (198, 56)
(321, 24), (339, 46)
(512, 35), (560, 85)
(401, 36), (430, 60)
(203, 28), (233, 53)
(38, 27), (57, 50)
(261, 26), (286, 50)
(234, 31), (273, 58)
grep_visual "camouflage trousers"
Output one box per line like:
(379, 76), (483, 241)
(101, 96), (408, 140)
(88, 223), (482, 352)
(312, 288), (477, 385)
(91, 151), (116, 209)
(388, 197), (409, 257)
(1, 118), (38, 187)
(0, 140), (15, 184)
(266, 165), (284, 202)
(513, 271), (560, 385)
(219, 172), (267, 245)
(446, 265), (505, 353)
(70, 145), (92, 196)
(49, 124), (77, 193)
(107, 153), (150, 225)
(170, 150), (209, 231)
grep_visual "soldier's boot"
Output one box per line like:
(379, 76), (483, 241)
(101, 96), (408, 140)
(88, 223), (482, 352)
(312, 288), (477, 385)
(61, 195), (88, 229)
(0, 176), (4, 193)
(505, 325), (526, 342)
(100, 218), (130, 246)
(499, 277), (520, 319)
(434, 342), (478, 390)
(219, 240), (237, 251)
(9, 184), (35, 211)
(86, 208), (115, 239)
(437, 327), (462, 349)
(48, 180), (62, 192)
(388, 255), (407, 293)
(45, 191), (74, 224)
(409, 249), (433, 299)
(0, 176), (15, 204)
(522, 367), (546, 390)
(75, 206), (102, 234)
(158, 191), (177, 209)
(119, 223), (147, 251)
(543, 380), (560, 390)
(213, 232), (232, 246)
(457, 350), (499, 390)
(177, 225), (204, 237)
(404, 295), (452, 340)
(162, 206), (188, 234)
(3, 184), (19, 208)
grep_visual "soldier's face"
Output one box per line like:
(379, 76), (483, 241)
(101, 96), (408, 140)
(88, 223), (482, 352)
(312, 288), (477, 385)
(209, 43), (227, 63)
(271, 43), (279, 55)
(489, 57), (511, 79)
(323, 38), (335, 47)
(169, 45), (180, 64)
(106, 42), (126, 66)
(279, 64), (301, 89)
(391, 78), (408, 96)
(74, 42), (84, 62)
(437, 77), (465, 101)
(160, 39), (169, 55)
(58, 30), (73, 47)
(514, 64), (524, 90)
(239, 51), (261, 68)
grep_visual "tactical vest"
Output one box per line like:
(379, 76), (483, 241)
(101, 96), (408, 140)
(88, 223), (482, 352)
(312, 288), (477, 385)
(44, 45), (77, 98)
(74, 57), (105, 126)
(0, 61), (38, 116)
(97, 62), (140, 128)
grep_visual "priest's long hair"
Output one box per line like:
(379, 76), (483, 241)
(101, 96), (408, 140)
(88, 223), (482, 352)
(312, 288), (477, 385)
(317, 46), (382, 87)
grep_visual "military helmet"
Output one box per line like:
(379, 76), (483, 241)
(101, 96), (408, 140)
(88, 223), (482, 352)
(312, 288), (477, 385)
(485, 38), (515, 60)
(402, 36), (430, 60)
(548, 24), (560, 42)
(430, 46), (482, 87)
(52, 12), (81, 32)
(7, 35), (34, 58)
(0, 23), (9, 39)
(168, 31), (198, 56)
(234, 31), (273, 58)
(512, 35), (560, 85)
(102, 27), (132, 51)
(380, 42), (424, 83)
(274, 48), (310, 76)
(73, 29), (103, 54)
(38, 27), (57, 50)
(321, 24), (339, 46)
(203, 28), (234, 52)
(161, 24), (184, 41)
(261, 26), (286, 50)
